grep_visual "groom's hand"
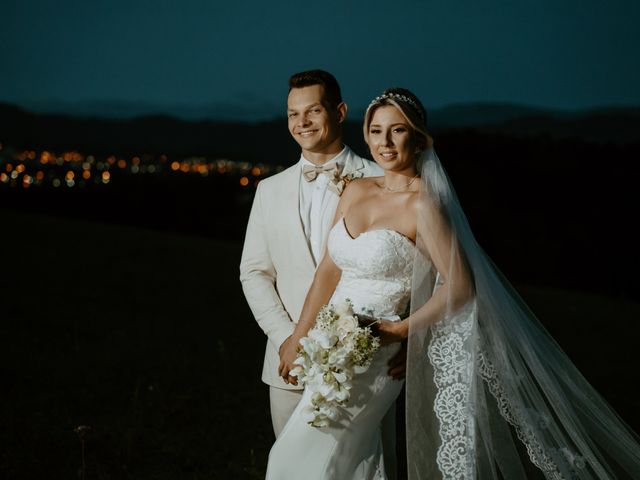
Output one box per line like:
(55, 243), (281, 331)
(387, 341), (407, 380)
(278, 335), (299, 385)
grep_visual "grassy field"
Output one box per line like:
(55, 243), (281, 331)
(1, 209), (271, 479)
(2, 208), (639, 479)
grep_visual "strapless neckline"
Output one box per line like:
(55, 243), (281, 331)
(339, 216), (416, 248)
(327, 214), (416, 320)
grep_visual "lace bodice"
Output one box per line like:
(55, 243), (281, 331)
(327, 217), (416, 319)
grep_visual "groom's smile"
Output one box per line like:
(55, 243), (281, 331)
(298, 129), (319, 137)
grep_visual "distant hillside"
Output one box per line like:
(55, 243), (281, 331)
(430, 102), (640, 144)
(0, 102), (301, 162)
(13, 98), (640, 129)
(485, 108), (640, 144)
(0, 102), (638, 162)
(431, 102), (554, 127)
(17, 98), (280, 122)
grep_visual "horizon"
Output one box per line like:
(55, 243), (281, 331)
(3, 97), (640, 124)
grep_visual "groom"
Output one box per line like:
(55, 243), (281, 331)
(240, 69), (403, 473)
(240, 69), (380, 431)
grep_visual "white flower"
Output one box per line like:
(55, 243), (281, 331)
(332, 371), (347, 383)
(334, 300), (354, 317)
(328, 346), (349, 367)
(335, 385), (350, 402)
(308, 327), (337, 349)
(336, 315), (358, 339)
(353, 364), (370, 374)
(293, 301), (380, 427)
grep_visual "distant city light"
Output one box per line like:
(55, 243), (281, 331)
(0, 145), (281, 191)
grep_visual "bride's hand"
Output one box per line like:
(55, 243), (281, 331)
(278, 335), (300, 385)
(377, 319), (408, 345)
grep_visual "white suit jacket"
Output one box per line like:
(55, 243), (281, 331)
(240, 147), (382, 389)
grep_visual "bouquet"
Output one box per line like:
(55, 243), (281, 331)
(289, 300), (380, 427)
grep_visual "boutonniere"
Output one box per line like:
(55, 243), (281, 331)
(327, 170), (363, 196)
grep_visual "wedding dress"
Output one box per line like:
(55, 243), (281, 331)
(266, 217), (415, 480)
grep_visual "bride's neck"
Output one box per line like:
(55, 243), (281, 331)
(380, 170), (419, 192)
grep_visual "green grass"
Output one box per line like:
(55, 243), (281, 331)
(2, 208), (639, 479)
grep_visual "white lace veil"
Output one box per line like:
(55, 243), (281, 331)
(405, 146), (640, 479)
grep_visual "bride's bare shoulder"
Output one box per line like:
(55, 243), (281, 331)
(345, 176), (380, 193)
(338, 176), (377, 211)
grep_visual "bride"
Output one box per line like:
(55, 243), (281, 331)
(268, 88), (640, 479)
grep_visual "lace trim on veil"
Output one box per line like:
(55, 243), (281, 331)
(477, 350), (565, 480)
(428, 301), (477, 479)
(428, 302), (589, 480)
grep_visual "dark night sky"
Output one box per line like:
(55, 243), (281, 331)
(2, 0), (639, 119)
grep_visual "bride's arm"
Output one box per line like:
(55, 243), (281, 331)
(278, 252), (342, 384)
(377, 198), (474, 343)
(278, 181), (361, 384)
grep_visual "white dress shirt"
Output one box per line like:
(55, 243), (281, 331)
(298, 147), (348, 264)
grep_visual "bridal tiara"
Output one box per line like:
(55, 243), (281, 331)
(367, 93), (426, 121)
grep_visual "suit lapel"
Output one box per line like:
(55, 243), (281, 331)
(280, 163), (316, 271)
(343, 148), (383, 178)
(341, 147), (366, 179)
(317, 148), (368, 259)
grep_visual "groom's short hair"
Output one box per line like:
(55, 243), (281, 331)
(288, 69), (343, 110)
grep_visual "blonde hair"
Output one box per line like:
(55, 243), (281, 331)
(364, 88), (434, 153)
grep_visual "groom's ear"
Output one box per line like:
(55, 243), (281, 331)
(336, 102), (348, 124)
